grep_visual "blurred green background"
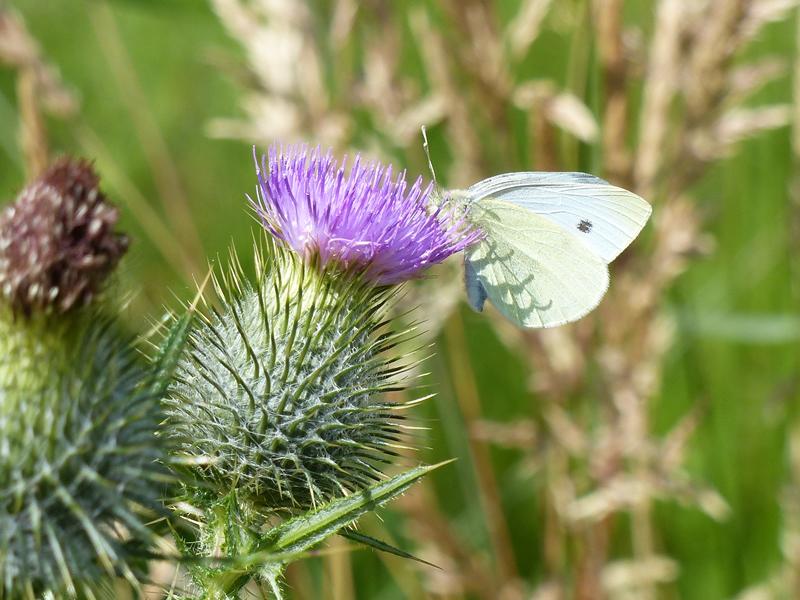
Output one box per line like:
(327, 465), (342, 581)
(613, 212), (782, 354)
(2, 1), (799, 598)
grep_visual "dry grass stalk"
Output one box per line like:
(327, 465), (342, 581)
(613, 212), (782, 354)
(88, 1), (205, 273)
(0, 9), (77, 118)
(0, 8), (78, 178)
(209, 0), (350, 148)
(476, 0), (787, 597)
(399, 485), (508, 600)
(634, 0), (684, 199)
(594, 0), (631, 186)
(792, 4), (800, 303)
(442, 315), (522, 590)
(408, 6), (485, 185)
(16, 67), (48, 178)
(514, 81), (599, 148)
(437, 0), (514, 151)
(506, 0), (554, 60)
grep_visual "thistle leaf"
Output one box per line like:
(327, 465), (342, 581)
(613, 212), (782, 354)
(339, 529), (440, 569)
(195, 463), (447, 598)
(149, 271), (209, 397)
(262, 461), (450, 559)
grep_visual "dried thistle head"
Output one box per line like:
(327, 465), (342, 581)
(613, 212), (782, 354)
(0, 158), (128, 317)
(0, 159), (172, 596)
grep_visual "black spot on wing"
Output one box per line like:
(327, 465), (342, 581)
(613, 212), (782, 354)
(577, 219), (593, 233)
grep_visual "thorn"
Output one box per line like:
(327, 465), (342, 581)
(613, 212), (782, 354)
(190, 266), (214, 312)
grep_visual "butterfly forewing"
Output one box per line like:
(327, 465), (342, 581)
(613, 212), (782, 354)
(467, 172), (652, 263)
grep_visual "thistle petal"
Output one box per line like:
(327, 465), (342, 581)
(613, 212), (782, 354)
(251, 145), (480, 285)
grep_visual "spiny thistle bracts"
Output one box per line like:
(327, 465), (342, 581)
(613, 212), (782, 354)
(252, 145), (480, 285)
(0, 158), (128, 317)
(0, 315), (170, 598)
(165, 236), (422, 512)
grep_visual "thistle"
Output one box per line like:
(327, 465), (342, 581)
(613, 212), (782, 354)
(167, 239), (416, 509)
(0, 159), (170, 598)
(252, 145), (479, 284)
(165, 146), (472, 596)
(0, 158), (128, 318)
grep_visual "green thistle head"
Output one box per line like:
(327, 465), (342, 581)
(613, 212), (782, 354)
(0, 316), (169, 598)
(0, 159), (170, 597)
(165, 236), (418, 512)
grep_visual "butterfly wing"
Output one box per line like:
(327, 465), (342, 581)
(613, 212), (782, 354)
(467, 172), (652, 263)
(464, 198), (609, 328)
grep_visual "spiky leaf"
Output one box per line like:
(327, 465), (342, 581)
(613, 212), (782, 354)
(339, 529), (439, 568)
(264, 462), (446, 557)
(202, 462), (445, 598)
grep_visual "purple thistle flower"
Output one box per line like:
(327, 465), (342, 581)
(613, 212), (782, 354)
(251, 145), (480, 285)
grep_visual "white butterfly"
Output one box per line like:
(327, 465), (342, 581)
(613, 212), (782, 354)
(451, 172), (652, 329)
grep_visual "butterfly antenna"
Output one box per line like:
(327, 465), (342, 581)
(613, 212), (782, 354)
(421, 125), (440, 194)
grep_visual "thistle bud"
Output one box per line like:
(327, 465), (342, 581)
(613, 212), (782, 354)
(164, 147), (458, 594)
(0, 317), (169, 598)
(166, 239), (415, 512)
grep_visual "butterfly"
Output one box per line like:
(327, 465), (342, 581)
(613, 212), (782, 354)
(449, 172), (652, 329)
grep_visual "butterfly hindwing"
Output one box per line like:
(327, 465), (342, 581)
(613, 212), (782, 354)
(464, 198), (610, 328)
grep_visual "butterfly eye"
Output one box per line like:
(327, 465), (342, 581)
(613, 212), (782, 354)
(577, 219), (593, 233)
